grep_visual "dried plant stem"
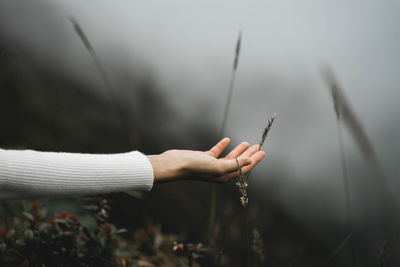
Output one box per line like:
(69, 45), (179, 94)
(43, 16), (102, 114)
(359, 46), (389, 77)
(322, 67), (399, 220)
(323, 66), (400, 262)
(246, 216), (251, 267)
(232, 113), (275, 210)
(236, 157), (252, 266)
(242, 114), (275, 267)
(236, 158), (248, 207)
(69, 17), (112, 100)
(209, 31), (242, 233)
(219, 31), (241, 137)
(69, 16), (136, 148)
(208, 186), (217, 235)
(219, 70), (238, 137)
(336, 119), (357, 267)
(324, 67), (356, 265)
(259, 113), (276, 148)
(329, 233), (353, 261)
(244, 113), (276, 183)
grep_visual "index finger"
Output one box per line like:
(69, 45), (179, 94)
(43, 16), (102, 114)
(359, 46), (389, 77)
(225, 141), (250, 159)
(206, 137), (231, 157)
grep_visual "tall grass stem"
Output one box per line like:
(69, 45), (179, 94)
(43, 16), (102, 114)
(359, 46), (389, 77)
(219, 71), (237, 138)
(336, 119), (357, 267)
(209, 31), (242, 234)
(69, 16), (136, 148)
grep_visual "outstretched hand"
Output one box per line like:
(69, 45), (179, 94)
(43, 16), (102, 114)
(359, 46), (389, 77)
(147, 138), (266, 183)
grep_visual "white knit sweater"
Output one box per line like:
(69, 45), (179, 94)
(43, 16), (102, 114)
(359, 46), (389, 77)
(0, 149), (154, 199)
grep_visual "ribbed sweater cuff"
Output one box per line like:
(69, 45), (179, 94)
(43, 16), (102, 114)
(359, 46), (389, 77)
(0, 149), (154, 199)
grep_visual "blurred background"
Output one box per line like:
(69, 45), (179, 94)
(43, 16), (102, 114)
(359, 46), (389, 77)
(1, 0), (400, 266)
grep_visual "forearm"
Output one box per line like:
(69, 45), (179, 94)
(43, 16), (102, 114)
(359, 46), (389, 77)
(0, 149), (154, 199)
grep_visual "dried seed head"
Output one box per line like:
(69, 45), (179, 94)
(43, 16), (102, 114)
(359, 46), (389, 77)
(259, 113), (276, 149)
(69, 16), (93, 52)
(235, 158), (248, 207)
(233, 31), (242, 71)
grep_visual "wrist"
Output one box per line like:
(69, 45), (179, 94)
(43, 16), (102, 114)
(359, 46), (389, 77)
(147, 153), (184, 183)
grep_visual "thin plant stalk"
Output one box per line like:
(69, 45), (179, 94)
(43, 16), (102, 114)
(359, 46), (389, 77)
(209, 31), (242, 234)
(236, 114), (275, 267)
(322, 66), (400, 262)
(323, 67), (356, 266)
(259, 113), (276, 147)
(321, 66), (398, 217)
(336, 117), (357, 267)
(245, 114), (275, 267)
(244, 113), (276, 183)
(219, 31), (241, 137)
(69, 16), (137, 148)
(246, 210), (250, 267)
(328, 233), (353, 261)
(69, 17), (113, 101)
(219, 68), (238, 137)
(235, 158), (251, 266)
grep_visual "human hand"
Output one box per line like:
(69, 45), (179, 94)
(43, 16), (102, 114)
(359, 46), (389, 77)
(147, 137), (266, 183)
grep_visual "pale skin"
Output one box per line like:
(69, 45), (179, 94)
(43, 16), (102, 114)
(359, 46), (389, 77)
(147, 137), (266, 183)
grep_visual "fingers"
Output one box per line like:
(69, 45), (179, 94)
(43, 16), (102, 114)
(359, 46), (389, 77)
(225, 141), (250, 159)
(216, 156), (252, 175)
(242, 144), (261, 157)
(243, 150), (266, 172)
(207, 137), (230, 157)
(208, 139), (258, 159)
(207, 139), (265, 183)
(215, 150), (266, 183)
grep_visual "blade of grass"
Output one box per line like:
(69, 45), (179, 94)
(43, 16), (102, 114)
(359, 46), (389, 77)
(69, 16), (137, 149)
(219, 31), (241, 137)
(322, 65), (400, 264)
(336, 117), (357, 267)
(209, 31), (242, 233)
(329, 233), (353, 260)
(322, 66), (399, 219)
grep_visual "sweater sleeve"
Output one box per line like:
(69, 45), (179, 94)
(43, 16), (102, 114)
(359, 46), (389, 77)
(0, 149), (154, 200)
